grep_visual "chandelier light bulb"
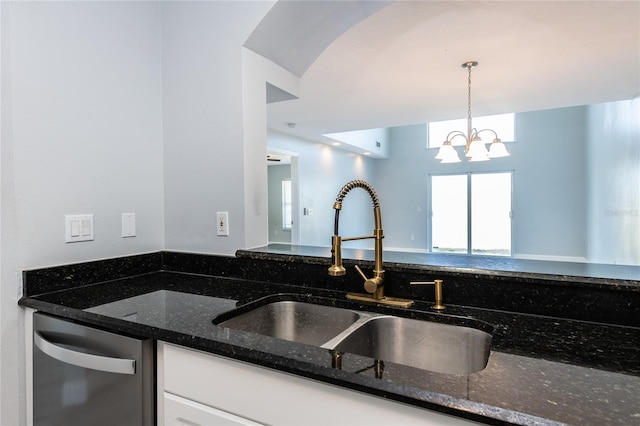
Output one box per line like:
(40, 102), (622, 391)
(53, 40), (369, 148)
(488, 138), (510, 158)
(435, 141), (461, 162)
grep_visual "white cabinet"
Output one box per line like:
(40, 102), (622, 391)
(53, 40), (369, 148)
(158, 342), (477, 426)
(164, 392), (262, 426)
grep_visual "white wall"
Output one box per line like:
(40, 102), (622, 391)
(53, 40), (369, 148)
(161, 2), (298, 253)
(2, 2), (167, 424)
(9, 1), (165, 268)
(161, 1), (241, 253)
(1, 2), (282, 424)
(0, 3), (20, 424)
(242, 47), (299, 249)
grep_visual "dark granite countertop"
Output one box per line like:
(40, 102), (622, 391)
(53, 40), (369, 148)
(239, 244), (640, 287)
(19, 252), (640, 425)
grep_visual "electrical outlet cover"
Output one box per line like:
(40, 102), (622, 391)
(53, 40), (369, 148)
(216, 212), (229, 236)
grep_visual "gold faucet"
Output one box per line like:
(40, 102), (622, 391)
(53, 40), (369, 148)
(328, 180), (414, 308)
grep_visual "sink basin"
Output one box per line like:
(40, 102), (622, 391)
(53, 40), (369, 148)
(215, 300), (361, 347)
(214, 294), (492, 375)
(324, 315), (492, 375)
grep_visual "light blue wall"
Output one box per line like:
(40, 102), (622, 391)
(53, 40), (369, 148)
(511, 106), (587, 260)
(376, 124), (430, 251)
(384, 106), (589, 260)
(270, 102), (637, 264)
(586, 98), (639, 265)
(268, 164), (292, 243)
(267, 129), (377, 247)
(380, 107), (590, 260)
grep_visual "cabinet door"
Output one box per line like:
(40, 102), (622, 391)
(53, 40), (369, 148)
(160, 342), (478, 426)
(164, 392), (264, 426)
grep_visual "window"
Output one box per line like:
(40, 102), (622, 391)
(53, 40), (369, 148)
(430, 172), (512, 256)
(282, 180), (292, 230)
(427, 113), (515, 148)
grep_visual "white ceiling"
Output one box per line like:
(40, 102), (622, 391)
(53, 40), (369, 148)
(249, 1), (640, 145)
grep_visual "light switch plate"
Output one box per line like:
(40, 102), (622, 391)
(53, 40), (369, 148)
(65, 214), (94, 243)
(122, 213), (136, 238)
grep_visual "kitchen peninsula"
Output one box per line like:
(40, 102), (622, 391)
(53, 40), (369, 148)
(20, 250), (640, 425)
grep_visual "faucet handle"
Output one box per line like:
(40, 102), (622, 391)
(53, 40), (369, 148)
(355, 265), (382, 294)
(410, 279), (445, 310)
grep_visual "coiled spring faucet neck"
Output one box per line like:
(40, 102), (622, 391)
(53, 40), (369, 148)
(328, 180), (412, 307)
(333, 179), (380, 209)
(332, 180), (381, 236)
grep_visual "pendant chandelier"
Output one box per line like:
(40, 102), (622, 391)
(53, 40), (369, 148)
(435, 61), (510, 163)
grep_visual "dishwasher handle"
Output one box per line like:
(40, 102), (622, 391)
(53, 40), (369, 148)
(34, 331), (136, 375)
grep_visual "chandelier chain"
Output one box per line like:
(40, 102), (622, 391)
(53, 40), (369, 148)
(467, 63), (473, 136)
(468, 65), (472, 122)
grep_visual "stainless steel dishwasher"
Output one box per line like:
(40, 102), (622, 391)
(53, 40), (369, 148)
(33, 312), (154, 426)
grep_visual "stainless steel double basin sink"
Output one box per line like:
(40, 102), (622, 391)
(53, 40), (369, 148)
(213, 294), (493, 375)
